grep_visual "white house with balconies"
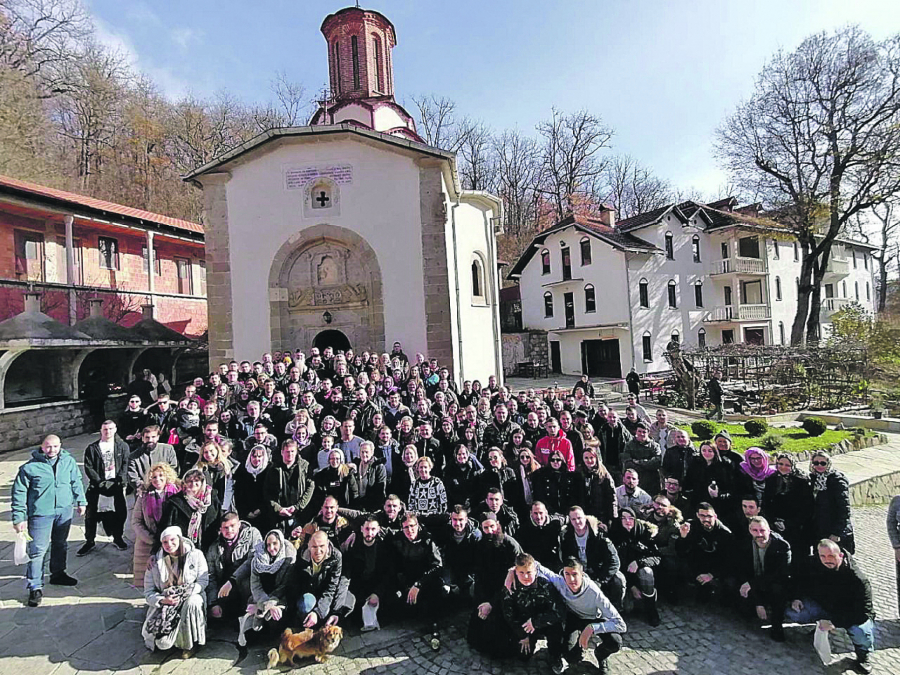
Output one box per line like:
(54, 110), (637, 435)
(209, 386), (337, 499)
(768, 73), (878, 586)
(508, 198), (878, 378)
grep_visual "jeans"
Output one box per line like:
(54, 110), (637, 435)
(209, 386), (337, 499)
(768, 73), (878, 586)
(26, 506), (73, 590)
(784, 598), (875, 653)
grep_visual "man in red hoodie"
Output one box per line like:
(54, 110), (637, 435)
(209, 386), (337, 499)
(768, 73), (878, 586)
(534, 419), (576, 472)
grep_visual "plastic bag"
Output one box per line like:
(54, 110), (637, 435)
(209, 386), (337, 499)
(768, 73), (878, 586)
(14, 531), (31, 565)
(813, 625), (833, 665)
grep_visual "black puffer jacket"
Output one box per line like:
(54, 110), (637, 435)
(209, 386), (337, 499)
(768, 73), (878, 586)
(609, 514), (661, 571)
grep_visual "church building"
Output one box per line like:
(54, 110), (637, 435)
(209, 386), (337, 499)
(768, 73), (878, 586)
(186, 6), (503, 383)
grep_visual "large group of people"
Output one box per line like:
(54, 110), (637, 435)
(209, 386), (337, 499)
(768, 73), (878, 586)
(9, 344), (883, 673)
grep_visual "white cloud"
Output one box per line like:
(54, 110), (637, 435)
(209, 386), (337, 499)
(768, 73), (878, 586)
(170, 26), (202, 51)
(91, 17), (192, 100)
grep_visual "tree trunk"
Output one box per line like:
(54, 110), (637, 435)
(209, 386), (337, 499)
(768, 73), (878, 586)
(878, 254), (888, 312)
(790, 241), (815, 346)
(806, 256), (826, 344)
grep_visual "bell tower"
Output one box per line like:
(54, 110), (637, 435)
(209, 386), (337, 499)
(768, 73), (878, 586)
(321, 6), (396, 100)
(310, 6), (421, 142)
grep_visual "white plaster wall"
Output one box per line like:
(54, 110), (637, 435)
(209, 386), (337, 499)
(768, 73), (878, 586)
(453, 195), (500, 383)
(372, 106), (408, 132)
(332, 105), (373, 128)
(222, 138), (429, 360)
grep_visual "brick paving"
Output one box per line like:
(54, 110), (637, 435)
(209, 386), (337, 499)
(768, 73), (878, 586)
(1, 439), (899, 674)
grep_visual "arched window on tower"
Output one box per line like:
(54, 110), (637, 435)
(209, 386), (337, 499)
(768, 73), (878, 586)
(639, 278), (649, 308)
(332, 42), (341, 94)
(351, 35), (360, 90)
(372, 34), (384, 92)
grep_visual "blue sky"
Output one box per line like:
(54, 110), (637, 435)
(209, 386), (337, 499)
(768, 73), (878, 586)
(86, 0), (900, 197)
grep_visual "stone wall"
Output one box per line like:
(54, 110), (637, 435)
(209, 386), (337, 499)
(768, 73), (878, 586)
(0, 394), (125, 455)
(501, 330), (549, 376)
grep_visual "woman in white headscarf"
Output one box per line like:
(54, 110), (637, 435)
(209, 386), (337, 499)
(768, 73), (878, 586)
(238, 529), (296, 646)
(142, 526), (209, 658)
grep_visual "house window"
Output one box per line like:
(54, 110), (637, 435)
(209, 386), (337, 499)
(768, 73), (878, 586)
(843, 280), (847, 297)
(372, 34), (384, 92)
(855, 281), (859, 301)
(738, 236), (760, 259)
(665, 232), (674, 260)
(639, 279), (649, 308)
(332, 42), (341, 94)
(14, 230), (44, 281)
(864, 253), (868, 270)
(580, 237), (592, 266)
(584, 284), (596, 313)
(667, 279), (677, 308)
(142, 245), (161, 276)
(642, 332), (653, 362)
(775, 276), (782, 301)
(471, 259), (484, 299)
(55, 236), (83, 284)
(694, 280), (703, 307)
(779, 322), (785, 345)
(852, 249), (857, 268)
(866, 282), (871, 301)
(98, 236), (119, 270)
(793, 242), (799, 261)
(176, 257), (192, 295)
(541, 249), (550, 275)
(670, 330), (680, 345)
(544, 291), (554, 318)
(721, 242), (729, 259)
(351, 35), (360, 90)
(772, 239), (779, 259)
(698, 328), (706, 348)
(692, 235), (701, 263)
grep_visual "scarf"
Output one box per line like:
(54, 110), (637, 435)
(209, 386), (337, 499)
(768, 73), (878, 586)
(251, 530), (296, 575)
(184, 485), (212, 545)
(812, 470), (830, 496)
(519, 464), (533, 505)
(244, 446), (270, 477)
(739, 448), (776, 482)
(142, 484), (180, 526)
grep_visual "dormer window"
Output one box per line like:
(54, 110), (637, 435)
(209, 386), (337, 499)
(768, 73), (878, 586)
(580, 237), (592, 265)
(665, 232), (674, 260)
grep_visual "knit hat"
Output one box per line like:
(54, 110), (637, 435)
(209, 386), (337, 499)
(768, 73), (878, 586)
(714, 429), (732, 444)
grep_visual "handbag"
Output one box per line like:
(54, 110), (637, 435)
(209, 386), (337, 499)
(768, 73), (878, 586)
(813, 625), (833, 665)
(168, 430), (180, 446)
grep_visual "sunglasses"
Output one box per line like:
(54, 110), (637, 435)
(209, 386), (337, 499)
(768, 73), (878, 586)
(812, 460), (829, 467)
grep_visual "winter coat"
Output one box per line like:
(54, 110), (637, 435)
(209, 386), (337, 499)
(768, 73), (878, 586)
(473, 533), (523, 604)
(531, 465), (577, 517)
(676, 518), (735, 580)
(474, 466), (516, 505)
(144, 538), (209, 608)
(351, 459), (388, 512)
(572, 469), (617, 526)
(501, 576), (565, 640)
(560, 521), (620, 586)
(483, 420), (523, 453)
(534, 431), (576, 472)
(205, 522), (262, 604)
(762, 469), (813, 541)
(264, 457), (315, 524)
(392, 532), (443, 588)
(598, 422), (632, 473)
(609, 518), (661, 570)
(294, 542), (353, 620)
(83, 436), (130, 492)
(233, 463), (271, 532)
(443, 459), (483, 509)
(733, 531), (791, 589)
(314, 465), (360, 506)
(157, 491), (221, 552)
(812, 471), (854, 542)
(661, 442), (696, 483)
(11, 448), (86, 525)
(798, 550), (874, 628)
(126, 443), (178, 493)
(516, 516), (564, 569)
(434, 519), (482, 586)
(621, 439), (662, 491)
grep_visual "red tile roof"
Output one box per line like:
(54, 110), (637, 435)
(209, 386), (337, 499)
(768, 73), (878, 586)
(0, 174), (204, 235)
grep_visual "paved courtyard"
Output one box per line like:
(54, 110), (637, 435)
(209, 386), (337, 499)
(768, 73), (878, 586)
(1, 435), (899, 674)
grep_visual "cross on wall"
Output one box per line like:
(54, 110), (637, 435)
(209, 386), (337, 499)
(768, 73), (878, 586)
(315, 191), (330, 207)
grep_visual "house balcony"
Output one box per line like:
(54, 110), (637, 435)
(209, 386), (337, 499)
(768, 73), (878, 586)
(710, 257), (767, 276)
(703, 304), (771, 322)
(824, 257), (850, 280)
(821, 297), (851, 317)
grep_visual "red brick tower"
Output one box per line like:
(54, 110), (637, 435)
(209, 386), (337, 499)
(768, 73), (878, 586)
(310, 6), (422, 142)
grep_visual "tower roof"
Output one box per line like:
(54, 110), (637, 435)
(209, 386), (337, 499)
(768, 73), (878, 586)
(321, 6), (396, 43)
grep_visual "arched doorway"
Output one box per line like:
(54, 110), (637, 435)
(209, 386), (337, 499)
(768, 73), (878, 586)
(313, 329), (351, 353)
(268, 224), (385, 354)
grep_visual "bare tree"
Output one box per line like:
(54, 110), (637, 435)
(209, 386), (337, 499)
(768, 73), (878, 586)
(0, 0), (90, 94)
(603, 154), (674, 218)
(851, 202), (899, 312)
(717, 26), (900, 345)
(456, 119), (496, 191)
(251, 72), (309, 131)
(410, 93), (471, 151)
(536, 108), (614, 219)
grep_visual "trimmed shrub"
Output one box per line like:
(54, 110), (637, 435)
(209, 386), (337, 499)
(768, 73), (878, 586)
(743, 419), (769, 437)
(802, 417), (828, 437)
(691, 420), (718, 440)
(759, 432), (785, 453)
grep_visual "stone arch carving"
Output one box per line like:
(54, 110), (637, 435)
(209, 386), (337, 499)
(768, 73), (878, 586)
(268, 224), (385, 354)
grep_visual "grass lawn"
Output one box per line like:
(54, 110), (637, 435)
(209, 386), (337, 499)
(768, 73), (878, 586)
(676, 422), (869, 455)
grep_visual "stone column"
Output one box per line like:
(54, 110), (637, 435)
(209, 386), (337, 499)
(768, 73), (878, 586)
(146, 230), (156, 298)
(198, 172), (235, 370)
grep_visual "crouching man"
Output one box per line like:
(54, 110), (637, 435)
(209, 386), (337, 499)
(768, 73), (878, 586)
(295, 531), (356, 630)
(784, 539), (875, 673)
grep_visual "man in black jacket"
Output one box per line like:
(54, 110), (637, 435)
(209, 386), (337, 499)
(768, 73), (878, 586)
(296, 530), (355, 629)
(676, 502), (735, 603)
(345, 516), (396, 629)
(207, 514), (262, 620)
(435, 506), (482, 602)
(482, 404), (522, 455)
(734, 516), (791, 642)
(474, 488), (520, 538)
(516, 501), (564, 569)
(392, 513), (448, 623)
(78, 420), (130, 556)
(785, 539), (876, 673)
(560, 506), (625, 608)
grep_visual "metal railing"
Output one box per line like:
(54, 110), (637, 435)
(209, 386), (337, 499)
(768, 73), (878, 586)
(711, 257), (767, 275)
(704, 304), (771, 321)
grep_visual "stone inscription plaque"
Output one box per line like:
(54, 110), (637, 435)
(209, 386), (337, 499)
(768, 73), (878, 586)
(288, 283), (368, 310)
(285, 164), (353, 190)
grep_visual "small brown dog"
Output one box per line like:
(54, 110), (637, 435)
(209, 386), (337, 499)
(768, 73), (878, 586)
(267, 625), (344, 668)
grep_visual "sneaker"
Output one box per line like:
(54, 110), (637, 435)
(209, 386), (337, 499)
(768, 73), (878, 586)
(551, 656), (568, 674)
(76, 542), (95, 557)
(49, 572), (78, 586)
(113, 538), (128, 551)
(27, 589), (42, 607)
